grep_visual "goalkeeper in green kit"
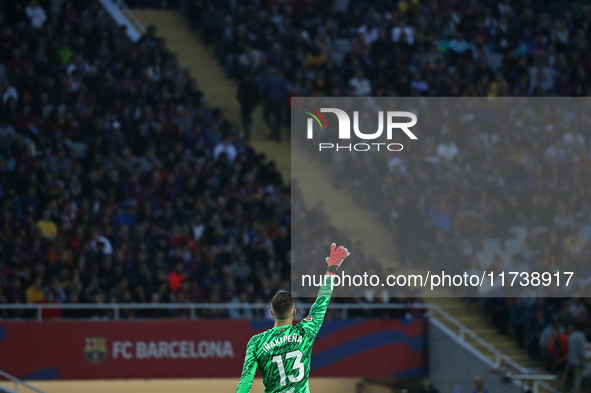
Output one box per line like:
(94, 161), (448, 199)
(236, 244), (350, 393)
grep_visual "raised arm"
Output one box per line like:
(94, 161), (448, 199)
(301, 244), (350, 337)
(236, 336), (257, 393)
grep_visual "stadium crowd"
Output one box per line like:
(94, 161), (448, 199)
(188, 0), (591, 370)
(0, 0), (588, 376)
(0, 0), (426, 322)
(0, 0), (295, 319)
(190, 0), (591, 102)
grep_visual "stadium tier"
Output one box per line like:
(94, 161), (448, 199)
(0, 1), (590, 393)
(187, 0), (591, 372)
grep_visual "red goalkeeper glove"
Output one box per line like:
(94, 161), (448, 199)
(326, 243), (349, 274)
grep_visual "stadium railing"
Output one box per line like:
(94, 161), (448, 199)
(0, 369), (49, 393)
(112, 0), (178, 11)
(101, 0), (146, 39)
(0, 302), (427, 321)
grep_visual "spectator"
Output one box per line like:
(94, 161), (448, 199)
(168, 263), (186, 293)
(448, 33), (471, 55)
(528, 310), (548, 360)
(236, 73), (259, 138)
(410, 72), (429, 94)
(231, 255), (252, 282)
(25, 0), (47, 28)
(214, 135), (238, 162)
(237, 45), (261, 77)
(472, 376), (489, 393)
(147, 56), (163, 81)
(26, 277), (44, 304)
(349, 70), (371, 97)
(436, 137), (459, 161)
(306, 44), (327, 68)
(66, 54), (90, 75)
(539, 319), (561, 364)
(428, 203), (451, 232)
(547, 327), (569, 373)
(358, 23), (378, 45)
(41, 291), (62, 320)
(46, 148), (72, 178)
(139, 24), (159, 48)
(90, 231), (113, 256)
(0, 118), (16, 149)
(563, 322), (586, 393)
(1, 80), (18, 103)
(45, 277), (67, 304)
(261, 69), (288, 142)
(417, 377), (439, 393)
(37, 209), (57, 238)
(509, 298), (530, 348)
(391, 19), (414, 45)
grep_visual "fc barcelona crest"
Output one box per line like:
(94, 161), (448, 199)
(85, 337), (108, 364)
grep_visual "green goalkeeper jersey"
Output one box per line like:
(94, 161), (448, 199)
(236, 276), (334, 393)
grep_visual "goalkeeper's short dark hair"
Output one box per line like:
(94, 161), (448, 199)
(271, 291), (294, 319)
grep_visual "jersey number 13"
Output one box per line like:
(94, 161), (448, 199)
(271, 350), (304, 386)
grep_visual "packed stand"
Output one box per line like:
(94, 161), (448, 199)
(189, 0), (591, 359)
(188, 0), (591, 139)
(0, 0), (293, 319)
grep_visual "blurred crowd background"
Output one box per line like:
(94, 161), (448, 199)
(0, 0), (589, 376)
(187, 0), (591, 375)
(0, 0), (291, 318)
